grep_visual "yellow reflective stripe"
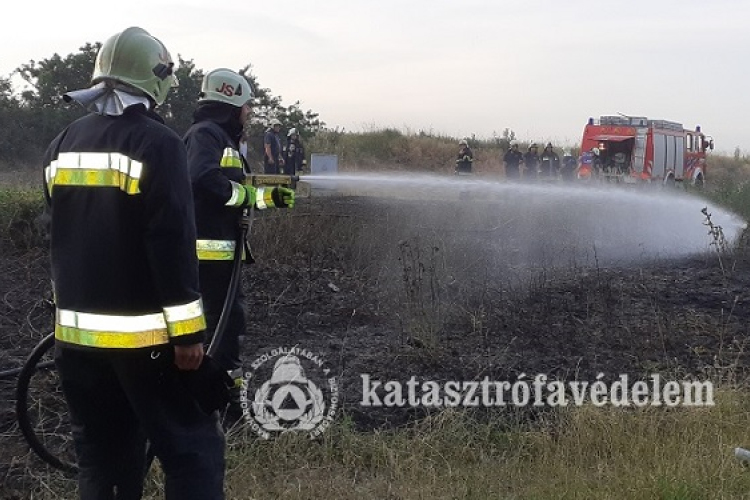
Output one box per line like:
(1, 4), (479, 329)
(256, 187), (275, 209)
(220, 148), (242, 168)
(163, 299), (206, 337)
(55, 324), (169, 348)
(197, 239), (236, 261)
(169, 315), (207, 337)
(50, 169), (140, 194)
(226, 181), (246, 207)
(45, 152), (143, 195)
(255, 187), (276, 210)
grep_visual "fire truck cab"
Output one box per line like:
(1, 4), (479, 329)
(577, 115), (713, 186)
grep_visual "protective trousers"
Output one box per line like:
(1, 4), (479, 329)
(55, 345), (225, 500)
(199, 260), (246, 375)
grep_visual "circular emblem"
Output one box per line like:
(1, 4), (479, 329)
(241, 346), (338, 439)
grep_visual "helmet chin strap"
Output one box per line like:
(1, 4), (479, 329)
(63, 81), (151, 116)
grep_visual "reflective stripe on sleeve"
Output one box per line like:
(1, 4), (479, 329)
(220, 148), (243, 168)
(196, 239), (236, 261)
(226, 181), (246, 207)
(256, 187), (273, 209)
(163, 299), (206, 337)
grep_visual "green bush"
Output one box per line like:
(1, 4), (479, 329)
(0, 187), (46, 253)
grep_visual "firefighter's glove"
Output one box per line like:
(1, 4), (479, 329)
(463, 155), (472, 162)
(239, 185), (257, 208)
(257, 186), (295, 209)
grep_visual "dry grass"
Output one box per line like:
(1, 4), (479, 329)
(14, 389), (750, 499)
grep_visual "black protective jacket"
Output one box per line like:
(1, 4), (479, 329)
(43, 105), (206, 349)
(184, 103), (250, 263)
(283, 137), (305, 175)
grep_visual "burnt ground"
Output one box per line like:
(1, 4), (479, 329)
(2, 194), (750, 494)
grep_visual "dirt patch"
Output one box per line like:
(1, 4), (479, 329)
(2, 195), (749, 494)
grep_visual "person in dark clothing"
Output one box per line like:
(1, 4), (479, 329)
(184, 68), (295, 401)
(263, 118), (284, 173)
(560, 150), (577, 181)
(455, 139), (474, 174)
(503, 141), (523, 180)
(46, 27), (225, 500)
(523, 143), (540, 180)
(539, 142), (560, 179)
(283, 127), (306, 175)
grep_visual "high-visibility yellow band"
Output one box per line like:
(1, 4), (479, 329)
(55, 324), (169, 348)
(168, 315), (207, 337)
(49, 169), (140, 194)
(163, 299), (206, 336)
(55, 301), (206, 348)
(197, 239), (236, 261)
(226, 181), (247, 207)
(220, 148), (243, 168)
(45, 152), (143, 195)
(256, 187), (276, 209)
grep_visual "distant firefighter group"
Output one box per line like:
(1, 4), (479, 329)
(455, 140), (577, 181)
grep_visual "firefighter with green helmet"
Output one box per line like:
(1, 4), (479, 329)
(45, 27), (226, 499)
(184, 68), (295, 415)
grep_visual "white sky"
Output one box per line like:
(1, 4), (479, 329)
(1, 0), (748, 154)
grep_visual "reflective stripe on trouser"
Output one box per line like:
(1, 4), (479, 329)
(54, 300), (206, 348)
(55, 345), (225, 500)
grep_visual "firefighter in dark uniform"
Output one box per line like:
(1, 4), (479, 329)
(539, 142), (560, 180)
(503, 140), (523, 180)
(184, 68), (295, 397)
(523, 143), (540, 180)
(560, 149), (577, 181)
(263, 118), (284, 174)
(45, 27), (225, 499)
(455, 139), (474, 174)
(283, 127), (306, 175)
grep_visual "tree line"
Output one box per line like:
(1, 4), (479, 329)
(0, 43), (323, 166)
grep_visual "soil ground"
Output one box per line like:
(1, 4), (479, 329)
(2, 193), (749, 496)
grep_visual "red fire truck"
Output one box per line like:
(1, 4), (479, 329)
(576, 115), (713, 186)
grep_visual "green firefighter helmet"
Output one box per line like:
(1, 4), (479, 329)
(199, 68), (253, 107)
(92, 27), (178, 106)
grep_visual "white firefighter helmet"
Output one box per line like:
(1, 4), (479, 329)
(510, 140), (519, 147)
(459, 139), (468, 146)
(269, 118), (282, 127)
(199, 68), (252, 107)
(287, 127), (298, 137)
(92, 27), (178, 105)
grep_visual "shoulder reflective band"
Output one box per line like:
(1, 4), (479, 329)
(220, 148), (243, 168)
(45, 152), (143, 195)
(197, 239), (236, 260)
(55, 299), (205, 349)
